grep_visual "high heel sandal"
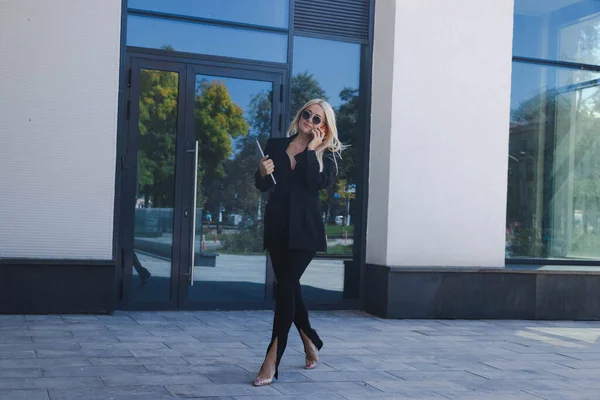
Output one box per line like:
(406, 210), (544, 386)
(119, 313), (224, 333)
(253, 339), (279, 386)
(303, 332), (323, 370)
(253, 375), (275, 387)
(253, 361), (278, 386)
(304, 340), (319, 370)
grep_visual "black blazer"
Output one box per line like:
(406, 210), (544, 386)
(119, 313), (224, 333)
(254, 136), (335, 252)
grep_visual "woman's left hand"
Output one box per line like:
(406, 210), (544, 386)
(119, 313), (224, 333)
(308, 127), (325, 151)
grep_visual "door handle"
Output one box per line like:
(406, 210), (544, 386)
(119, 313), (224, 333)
(189, 140), (199, 286)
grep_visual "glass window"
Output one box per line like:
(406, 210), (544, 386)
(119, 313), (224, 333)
(128, 0), (289, 29)
(300, 259), (345, 301)
(127, 15), (287, 63)
(513, 0), (600, 64)
(506, 62), (600, 259)
(292, 36), (361, 257)
(187, 74), (274, 303)
(132, 69), (180, 303)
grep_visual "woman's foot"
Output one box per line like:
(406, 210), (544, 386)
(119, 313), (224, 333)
(253, 339), (278, 386)
(300, 330), (319, 369)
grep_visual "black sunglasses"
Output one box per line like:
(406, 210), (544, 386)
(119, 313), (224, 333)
(301, 110), (323, 126)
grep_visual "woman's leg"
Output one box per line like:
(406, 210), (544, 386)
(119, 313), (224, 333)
(293, 282), (323, 368)
(254, 247), (315, 384)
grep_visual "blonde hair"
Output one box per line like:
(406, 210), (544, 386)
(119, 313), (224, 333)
(286, 99), (344, 173)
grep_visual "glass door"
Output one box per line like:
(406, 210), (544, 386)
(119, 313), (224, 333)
(179, 66), (284, 309)
(122, 56), (284, 310)
(123, 59), (188, 309)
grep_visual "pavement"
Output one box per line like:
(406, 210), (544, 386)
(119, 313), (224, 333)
(0, 311), (599, 399)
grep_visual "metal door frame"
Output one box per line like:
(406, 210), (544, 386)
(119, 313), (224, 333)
(119, 50), (287, 310)
(120, 57), (188, 310)
(179, 63), (284, 310)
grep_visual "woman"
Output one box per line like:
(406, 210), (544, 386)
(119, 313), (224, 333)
(253, 99), (343, 386)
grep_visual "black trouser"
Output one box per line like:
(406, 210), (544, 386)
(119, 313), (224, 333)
(266, 244), (323, 378)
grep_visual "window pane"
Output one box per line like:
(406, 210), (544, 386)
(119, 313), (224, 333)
(128, 0), (289, 28)
(132, 69), (179, 303)
(300, 259), (344, 301)
(507, 61), (600, 259)
(187, 74), (272, 303)
(513, 0), (600, 64)
(292, 36), (361, 257)
(127, 15), (287, 63)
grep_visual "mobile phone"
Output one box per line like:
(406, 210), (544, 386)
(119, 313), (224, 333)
(255, 140), (276, 185)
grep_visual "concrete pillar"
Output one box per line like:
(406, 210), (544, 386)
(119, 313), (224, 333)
(367, 0), (515, 268)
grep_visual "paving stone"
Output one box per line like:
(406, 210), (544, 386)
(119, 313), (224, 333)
(36, 349), (133, 359)
(452, 378), (572, 392)
(481, 360), (575, 371)
(0, 350), (36, 359)
(554, 351), (600, 361)
(523, 389), (600, 400)
(145, 364), (249, 376)
(0, 389), (49, 400)
(0, 367), (42, 378)
(48, 385), (173, 400)
(465, 368), (567, 381)
(0, 324), (28, 331)
(27, 323), (107, 331)
(269, 381), (382, 395)
(163, 341), (250, 350)
(88, 356), (188, 366)
(128, 348), (223, 358)
(387, 370), (487, 382)
(0, 330), (72, 338)
(0, 358), (91, 369)
(0, 376), (105, 390)
(1, 311), (599, 399)
(23, 316), (62, 322)
(365, 379), (470, 394)
(116, 335), (192, 343)
(102, 372), (212, 387)
(495, 353), (578, 362)
(440, 391), (543, 399)
(0, 343), (80, 351)
(542, 367), (600, 379)
(31, 336), (113, 344)
(235, 396), (346, 400)
(0, 316), (25, 322)
(208, 370), (310, 385)
(41, 365), (147, 377)
(300, 370), (397, 382)
(166, 383), (280, 397)
(78, 342), (169, 350)
(0, 337), (32, 344)
(338, 394), (446, 400)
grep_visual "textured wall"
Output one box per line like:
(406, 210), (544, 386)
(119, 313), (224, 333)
(0, 0), (122, 259)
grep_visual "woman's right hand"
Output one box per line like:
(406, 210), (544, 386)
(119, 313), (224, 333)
(260, 156), (274, 177)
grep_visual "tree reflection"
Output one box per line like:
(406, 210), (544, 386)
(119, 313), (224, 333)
(137, 70), (179, 208)
(507, 72), (600, 258)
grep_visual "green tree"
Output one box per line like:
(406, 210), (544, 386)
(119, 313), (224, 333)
(335, 88), (359, 182)
(213, 89), (273, 220)
(194, 80), (249, 214)
(137, 70), (179, 207)
(508, 78), (600, 256)
(291, 72), (328, 117)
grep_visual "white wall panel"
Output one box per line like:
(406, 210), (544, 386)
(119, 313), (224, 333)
(368, 0), (514, 267)
(0, 0), (122, 259)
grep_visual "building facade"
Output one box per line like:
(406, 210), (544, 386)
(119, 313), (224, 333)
(2, 0), (600, 318)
